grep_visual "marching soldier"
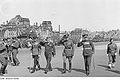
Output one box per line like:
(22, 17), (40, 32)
(107, 38), (118, 69)
(77, 34), (95, 76)
(28, 39), (41, 73)
(59, 34), (74, 74)
(11, 37), (20, 66)
(0, 40), (9, 75)
(40, 37), (56, 74)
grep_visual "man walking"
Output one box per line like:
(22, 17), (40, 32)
(40, 37), (56, 74)
(11, 38), (20, 66)
(29, 39), (41, 73)
(107, 38), (118, 69)
(77, 34), (95, 76)
(0, 40), (9, 75)
(59, 34), (74, 74)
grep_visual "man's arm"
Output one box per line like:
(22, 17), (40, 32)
(115, 44), (118, 55)
(71, 41), (74, 56)
(52, 43), (56, 56)
(107, 44), (109, 54)
(90, 41), (95, 54)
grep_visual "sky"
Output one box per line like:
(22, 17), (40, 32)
(0, 0), (120, 32)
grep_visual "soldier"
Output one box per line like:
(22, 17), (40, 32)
(0, 40), (9, 75)
(11, 37), (20, 66)
(59, 34), (74, 74)
(29, 39), (41, 73)
(107, 38), (118, 69)
(77, 34), (95, 76)
(40, 37), (56, 74)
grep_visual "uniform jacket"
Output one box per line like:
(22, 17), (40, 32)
(40, 41), (56, 56)
(77, 40), (95, 56)
(107, 42), (117, 55)
(61, 39), (74, 56)
(31, 42), (41, 55)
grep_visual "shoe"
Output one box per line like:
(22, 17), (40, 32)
(16, 63), (20, 66)
(108, 64), (112, 69)
(68, 69), (71, 73)
(49, 68), (53, 71)
(112, 63), (115, 68)
(11, 63), (16, 66)
(0, 73), (4, 76)
(86, 71), (90, 76)
(2, 70), (7, 74)
(30, 70), (35, 73)
(44, 71), (48, 74)
(62, 69), (66, 74)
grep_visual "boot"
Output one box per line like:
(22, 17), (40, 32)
(112, 63), (115, 68)
(62, 63), (66, 74)
(68, 62), (72, 73)
(2, 65), (7, 74)
(36, 65), (41, 71)
(86, 71), (90, 76)
(108, 63), (112, 69)
(30, 65), (36, 73)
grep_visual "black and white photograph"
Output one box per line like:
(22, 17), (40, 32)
(0, 0), (120, 78)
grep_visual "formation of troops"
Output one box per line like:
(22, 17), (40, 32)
(0, 33), (119, 76)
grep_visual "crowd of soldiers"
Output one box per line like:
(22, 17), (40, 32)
(0, 33), (119, 76)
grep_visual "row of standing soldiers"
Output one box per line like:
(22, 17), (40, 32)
(0, 33), (118, 76)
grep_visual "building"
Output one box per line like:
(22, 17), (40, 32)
(4, 29), (18, 38)
(8, 15), (30, 27)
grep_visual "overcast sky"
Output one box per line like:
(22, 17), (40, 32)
(0, 0), (120, 32)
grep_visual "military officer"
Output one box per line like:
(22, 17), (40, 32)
(40, 37), (56, 74)
(77, 34), (95, 76)
(11, 38), (20, 66)
(0, 40), (9, 75)
(107, 38), (118, 69)
(29, 39), (41, 73)
(59, 34), (74, 74)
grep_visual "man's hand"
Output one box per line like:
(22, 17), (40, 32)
(107, 54), (108, 56)
(115, 53), (117, 55)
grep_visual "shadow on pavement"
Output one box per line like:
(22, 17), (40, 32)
(106, 69), (120, 74)
(98, 64), (108, 69)
(72, 68), (86, 74)
(54, 67), (63, 73)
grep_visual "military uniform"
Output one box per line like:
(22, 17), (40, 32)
(11, 39), (20, 66)
(30, 41), (41, 73)
(40, 40), (56, 74)
(60, 37), (74, 73)
(0, 42), (9, 75)
(77, 34), (95, 76)
(107, 41), (117, 68)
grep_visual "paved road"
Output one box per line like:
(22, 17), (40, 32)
(2, 43), (120, 77)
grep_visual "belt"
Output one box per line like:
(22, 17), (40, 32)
(84, 47), (92, 49)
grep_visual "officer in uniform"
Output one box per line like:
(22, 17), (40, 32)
(107, 38), (118, 69)
(40, 37), (56, 74)
(59, 34), (74, 74)
(77, 34), (95, 76)
(29, 40), (41, 73)
(0, 40), (9, 75)
(11, 38), (20, 66)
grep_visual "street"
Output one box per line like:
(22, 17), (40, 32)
(3, 42), (120, 77)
